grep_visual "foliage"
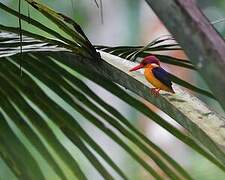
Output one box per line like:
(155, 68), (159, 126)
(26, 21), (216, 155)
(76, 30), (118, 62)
(0, 1), (225, 179)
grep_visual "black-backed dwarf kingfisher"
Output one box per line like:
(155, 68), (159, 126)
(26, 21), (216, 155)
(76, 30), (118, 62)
(129, 55), (175, 96)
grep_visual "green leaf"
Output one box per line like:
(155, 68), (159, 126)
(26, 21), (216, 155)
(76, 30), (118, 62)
(50, 50), (225, 172)
(39, 55), (193, 180)
(17, 54), (128, 180)
(0, 61), (86, 180)
(0, 95), (67, 180)
(24, 0), (99, 58)
(0, 112), (45, 180)
(4, 56), (161, 179)
(25, 54), (185, 180)
(0, 18), (225, 179)
(0, 2), (87, 56)
(62, 128), (114, 180)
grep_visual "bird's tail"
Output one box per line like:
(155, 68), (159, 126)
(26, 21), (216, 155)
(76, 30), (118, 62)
(169, 87), (175, 94)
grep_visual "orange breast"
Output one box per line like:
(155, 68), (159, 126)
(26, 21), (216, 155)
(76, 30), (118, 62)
(144, 67), (173, 92)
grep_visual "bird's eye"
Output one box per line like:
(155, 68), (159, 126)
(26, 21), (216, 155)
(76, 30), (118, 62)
(141, 61), (146, 65)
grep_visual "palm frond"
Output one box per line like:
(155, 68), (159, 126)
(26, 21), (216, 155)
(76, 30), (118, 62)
(0, 111), (45, 179)
(0, 30), (225, 179)
(1, 1), (225, 179)
(24, 0), (99, 59)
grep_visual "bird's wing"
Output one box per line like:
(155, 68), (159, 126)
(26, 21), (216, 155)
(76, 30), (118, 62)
(152, 67), (172, 88)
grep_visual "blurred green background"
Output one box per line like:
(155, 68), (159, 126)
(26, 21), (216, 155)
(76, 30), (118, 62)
(1, 0), (225, 179)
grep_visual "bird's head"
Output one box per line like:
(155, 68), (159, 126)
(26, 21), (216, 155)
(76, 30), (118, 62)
(129, 55), (160, 72)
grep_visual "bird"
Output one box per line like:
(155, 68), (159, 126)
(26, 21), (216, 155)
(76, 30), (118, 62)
(129, 55), (175, 96)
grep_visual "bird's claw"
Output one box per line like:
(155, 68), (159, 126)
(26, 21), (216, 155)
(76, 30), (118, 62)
(150, 88), (160, 97)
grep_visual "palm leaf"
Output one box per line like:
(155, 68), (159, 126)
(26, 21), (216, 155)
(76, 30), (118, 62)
(0, 111), (45, 179)
(0, 2), (90, 57)
(24, 0), (99, 59)
(0, 1), (225, 179)
(0, 30), (225, 179)
(0, 31), (170, 179)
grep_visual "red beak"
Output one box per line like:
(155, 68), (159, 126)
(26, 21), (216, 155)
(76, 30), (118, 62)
(129, 64), (144, 72)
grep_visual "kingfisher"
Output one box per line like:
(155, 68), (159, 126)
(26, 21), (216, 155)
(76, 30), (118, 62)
(129, 55), (175, 96)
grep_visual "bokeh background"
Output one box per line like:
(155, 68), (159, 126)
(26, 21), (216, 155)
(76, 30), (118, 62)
(0, 0), (225, 179)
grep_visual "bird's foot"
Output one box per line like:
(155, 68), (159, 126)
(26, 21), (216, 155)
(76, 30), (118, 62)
(150, 88), (157, 95)
(150, 88), (160, 97)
